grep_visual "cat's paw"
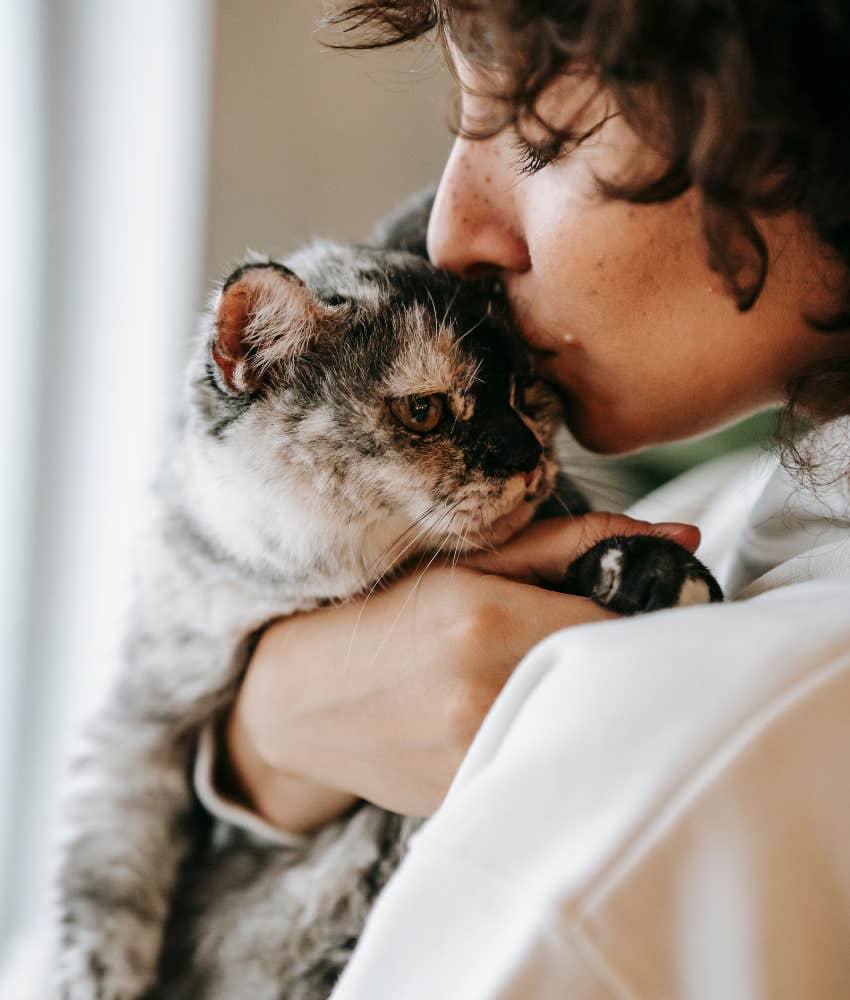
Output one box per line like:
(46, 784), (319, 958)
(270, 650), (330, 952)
(559, 534), (723, 615)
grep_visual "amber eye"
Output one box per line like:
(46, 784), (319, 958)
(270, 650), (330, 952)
(387, 393), (445, 434)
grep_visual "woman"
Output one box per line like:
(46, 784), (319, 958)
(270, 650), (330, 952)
(201, 2), (850, 996)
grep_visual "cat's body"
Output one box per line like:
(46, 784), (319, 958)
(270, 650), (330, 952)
(53, 197), (721, 1000)
(151, 798), (416, 998)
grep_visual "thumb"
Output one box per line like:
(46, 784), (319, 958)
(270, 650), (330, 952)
(463, 513), (701, 587)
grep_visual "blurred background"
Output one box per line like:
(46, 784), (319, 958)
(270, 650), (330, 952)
(0, 0), (773, 962)
(0, 0), (451, 953)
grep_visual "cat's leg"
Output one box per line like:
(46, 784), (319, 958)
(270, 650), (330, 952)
(150, 809), (422, 1000)
(51, 612), (255, 1000)
(53, 702), (198, 1000)
(559, 534), (723, 615)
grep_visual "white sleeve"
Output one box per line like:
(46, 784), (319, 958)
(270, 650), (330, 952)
(330, 576), (850, 1000)
(193, 723), (310, 848)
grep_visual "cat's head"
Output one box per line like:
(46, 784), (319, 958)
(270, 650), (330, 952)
(187, 242), (561, 583)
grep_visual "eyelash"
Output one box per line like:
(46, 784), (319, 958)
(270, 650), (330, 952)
(510, 135), (565, 177)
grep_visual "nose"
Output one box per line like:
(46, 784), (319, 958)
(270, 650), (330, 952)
(426, 136), (531, 279)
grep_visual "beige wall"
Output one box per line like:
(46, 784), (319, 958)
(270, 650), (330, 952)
(204, 0), (452, 282)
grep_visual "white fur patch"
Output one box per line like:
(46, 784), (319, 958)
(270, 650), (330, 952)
(595, 547), (623, 602)
(676, 576), (711, 607)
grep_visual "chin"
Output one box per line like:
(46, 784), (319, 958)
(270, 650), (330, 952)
(464, 490), (544, 550)
(561, 392), (696, 455)
(565, 408), (649, 456)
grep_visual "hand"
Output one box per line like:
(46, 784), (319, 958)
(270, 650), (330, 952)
(223, 514), (699, 833)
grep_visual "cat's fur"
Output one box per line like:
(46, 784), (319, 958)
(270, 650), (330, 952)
(52, 194), (721, 1000)
(52, 220), (566, 999)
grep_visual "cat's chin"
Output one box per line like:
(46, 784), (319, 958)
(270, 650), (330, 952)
(475, 498), (540, 548)
(465, 463), (558, 548)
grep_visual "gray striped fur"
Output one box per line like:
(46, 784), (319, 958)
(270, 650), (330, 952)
(51, 235), (562, 1000)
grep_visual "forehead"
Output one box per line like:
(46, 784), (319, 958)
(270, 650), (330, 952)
(287, 242), (521, 397)
(384, 301), (484, 397)
(450, 47), (609, 138)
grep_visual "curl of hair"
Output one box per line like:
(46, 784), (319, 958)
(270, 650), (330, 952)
(328, 0), (850, 436)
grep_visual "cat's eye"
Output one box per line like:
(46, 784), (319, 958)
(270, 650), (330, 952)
(387, 393), (445, 434)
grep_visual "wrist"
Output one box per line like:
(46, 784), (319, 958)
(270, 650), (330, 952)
(221, 703), (358, 836)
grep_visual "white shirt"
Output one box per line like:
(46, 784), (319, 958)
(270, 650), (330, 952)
(326, 433), (850, 999)
(7, 435), (849, 998)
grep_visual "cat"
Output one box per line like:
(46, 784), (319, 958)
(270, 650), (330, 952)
(53, 192), (721, 1000)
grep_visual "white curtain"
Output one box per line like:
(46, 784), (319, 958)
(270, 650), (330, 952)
(0, 0), (213, 944)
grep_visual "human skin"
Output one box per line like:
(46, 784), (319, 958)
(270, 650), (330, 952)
(428, 63), (850, 454)
(224, 59), (850, 835)
(226, 515), (699, 832)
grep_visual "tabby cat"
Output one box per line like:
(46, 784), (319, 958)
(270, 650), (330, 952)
(53, 193), (720, 1000)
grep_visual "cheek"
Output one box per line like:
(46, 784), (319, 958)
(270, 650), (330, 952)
(533, 191), (710, 330)
(527, 223), (769, 450)
(380, 442), (468, 505)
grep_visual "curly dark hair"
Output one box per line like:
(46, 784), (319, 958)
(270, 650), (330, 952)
(327, 0), (850, 427)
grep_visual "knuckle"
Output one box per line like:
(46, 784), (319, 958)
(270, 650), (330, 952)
(589, 511), (620, 539)
(586, 511), (647, 546)
(446, 593), (504, 655)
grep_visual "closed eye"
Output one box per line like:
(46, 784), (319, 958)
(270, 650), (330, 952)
(510, 109), (618, 178)
(510, 134), (565, 177)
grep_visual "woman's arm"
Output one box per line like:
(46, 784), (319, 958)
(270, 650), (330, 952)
(221, 702), (359, 836)
(217, 515), (700, 834)
(329, 575), (850, 999)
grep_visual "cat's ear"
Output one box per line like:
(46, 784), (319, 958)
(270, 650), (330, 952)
(211, 262), (335, 394)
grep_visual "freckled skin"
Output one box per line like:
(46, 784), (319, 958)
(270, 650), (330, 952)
(427, 62), (850, 454)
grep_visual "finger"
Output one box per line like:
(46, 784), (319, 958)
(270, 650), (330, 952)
(464, 513), (701, 585)
(497, 580), (619, 661)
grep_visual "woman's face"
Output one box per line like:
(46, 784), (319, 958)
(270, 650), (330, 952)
(427, 61), (848, 453)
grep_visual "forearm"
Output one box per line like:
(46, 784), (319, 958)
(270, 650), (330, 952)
(213, 516), (674, 835)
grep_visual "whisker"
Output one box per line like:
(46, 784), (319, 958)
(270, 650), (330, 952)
(344, 503), (447, 672)
(425, 287), (440, 339)
(345, 497), (465, 673)
(366, 511), (462, 676)
(440, 281), (461, 331)
(564, 470), (643, 509)
(454, 311), (489, 348)
(365, 501), (446, 583)
(450, 521), (466, 572)
(549, 491), (578, 517)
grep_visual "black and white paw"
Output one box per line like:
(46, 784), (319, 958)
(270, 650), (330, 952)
(560, 534), (723, 615)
